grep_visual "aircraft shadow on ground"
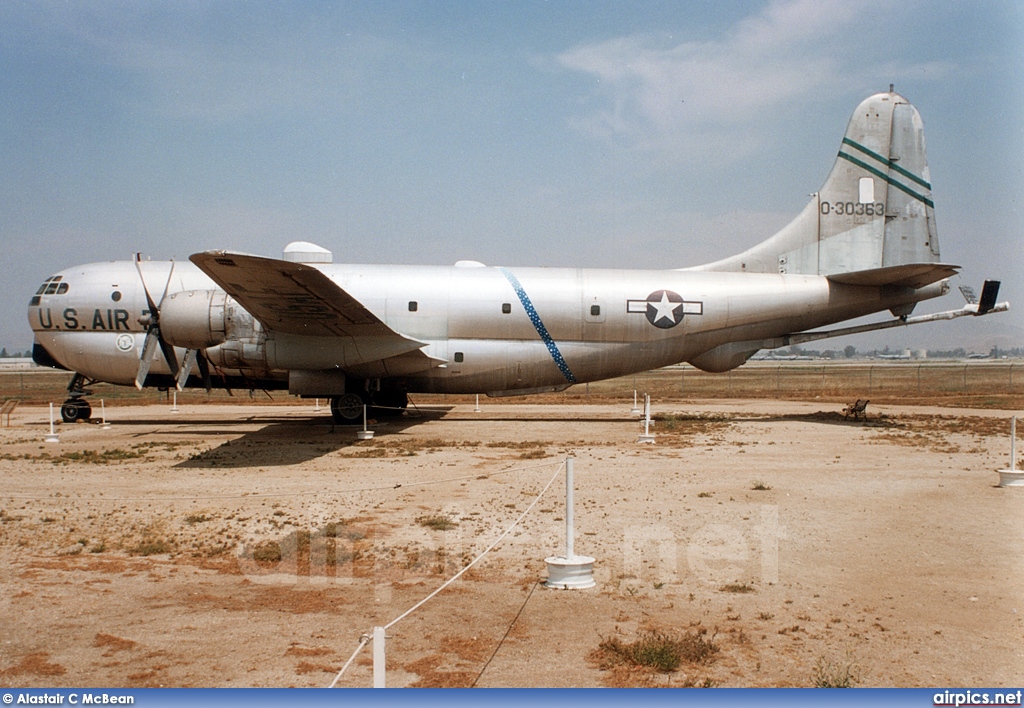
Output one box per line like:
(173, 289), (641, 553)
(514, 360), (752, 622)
(725, 411), (901, 428)
(165, 407), (453, 469)
(448, 414), (639, 424)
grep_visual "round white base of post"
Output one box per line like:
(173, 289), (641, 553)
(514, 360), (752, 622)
(997, 469), (1024, 487)
(356, 430), (375, 440)
(44, 433), (60, 443)
(637, 434), (655, 444)
(544, 555), (596, 589)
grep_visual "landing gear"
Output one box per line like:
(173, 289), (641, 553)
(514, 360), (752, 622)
(60, 399), (92, 423)
(330, 393), (365, 424)
(328, 387), (408, 424)
(61, 373), (93, 423)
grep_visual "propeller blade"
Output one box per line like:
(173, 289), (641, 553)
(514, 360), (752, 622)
(135, 329), (160, 389)
(196, 351), (213, 393)
(158, 260), (175, 307)
(135, 258), (179, 387)
(134, 258), (160, 318)
(176, 348), (198, 391)
(157, 330), (180, 380)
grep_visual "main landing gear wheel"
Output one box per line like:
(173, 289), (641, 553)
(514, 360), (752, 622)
(60, 399), (92, 423)
(330, 394), (365, 425)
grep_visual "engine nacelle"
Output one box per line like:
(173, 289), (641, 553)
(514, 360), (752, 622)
(688, 342), (760, 373)
(161, 289), (229, 349)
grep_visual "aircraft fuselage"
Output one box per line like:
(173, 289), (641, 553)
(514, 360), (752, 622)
(29, 259), (944, 396)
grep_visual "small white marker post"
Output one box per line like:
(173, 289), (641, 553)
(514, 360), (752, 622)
(372, 626), (386, 688)
(630, 389), (642, 416)
(998, 416), (1023, 487)
(356, 404), (374, 440)
(44, 403), (60, 443)
(473, 394), (481, 413)
(101, 399), (111, 429)
(544, 457), (596, 589)
(637, 393), (655, 443)
(314, 398), (321, 412)
(171, 391), (179, 414)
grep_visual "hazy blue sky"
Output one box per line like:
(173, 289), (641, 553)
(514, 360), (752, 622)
(2, 0), (1021, 352)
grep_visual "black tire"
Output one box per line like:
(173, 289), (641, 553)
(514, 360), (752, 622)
(330, 394), (365, 424)
(61, 400), (91, 423)
(372, 391), (408, 418)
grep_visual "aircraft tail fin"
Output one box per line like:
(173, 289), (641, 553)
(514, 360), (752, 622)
(690, 89), (953, 285)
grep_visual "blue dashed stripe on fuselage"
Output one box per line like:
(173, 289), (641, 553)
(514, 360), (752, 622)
(498, 267), (578, 384)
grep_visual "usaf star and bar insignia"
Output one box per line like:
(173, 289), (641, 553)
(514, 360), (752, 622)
(627, 290), (702, 329)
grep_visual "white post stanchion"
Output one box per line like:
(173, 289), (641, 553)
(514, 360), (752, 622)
(630, 389), (642, 416)
(473, 393), (481, 413)
(171, 391), (179, 413)
(356, 404), (374, 440)
(372, 626), (386, 688)
(998, 416), (1023, 487)
(637, 393), (655, 443)
(566, 457), (575, 560)
(1013, 416), (1017, 472)
(544, 456), (595, 589)
(101, 399), (111, 429)
(314, 398), (321, 412)
(44, 403), (60, 443)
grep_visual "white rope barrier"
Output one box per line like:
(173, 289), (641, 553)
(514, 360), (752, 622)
(384, 459), (564, 631)
(327, 632), (371, 688)
(327, 458), (567, 687)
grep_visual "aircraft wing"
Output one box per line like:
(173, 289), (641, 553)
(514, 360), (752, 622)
(190, 251), (415, 341)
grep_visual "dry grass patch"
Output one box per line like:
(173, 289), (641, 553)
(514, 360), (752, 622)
(130, 538), (174, 556)
(812, 652), (861, 687)
(417, 514), (459, 531)
(591, 628), (719, 674)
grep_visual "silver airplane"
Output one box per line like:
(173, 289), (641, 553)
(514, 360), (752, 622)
(28, 89), (1008, 423)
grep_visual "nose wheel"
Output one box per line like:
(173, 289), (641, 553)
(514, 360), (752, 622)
(60, 399), (92, 423)
(61, 372), (94, 423)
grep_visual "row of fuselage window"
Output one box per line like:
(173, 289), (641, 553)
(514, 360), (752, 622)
(409, 301), (602, 367)
(407, 300), (602, 317)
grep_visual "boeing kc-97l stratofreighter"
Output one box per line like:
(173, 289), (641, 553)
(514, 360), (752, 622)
(28, 90), (1008, 423)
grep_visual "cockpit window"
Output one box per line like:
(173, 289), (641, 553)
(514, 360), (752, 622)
(36, 275), (66, 296)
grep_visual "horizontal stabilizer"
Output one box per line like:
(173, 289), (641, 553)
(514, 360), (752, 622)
(826, 263), (959, 289)
(978, 280), (1001, 315)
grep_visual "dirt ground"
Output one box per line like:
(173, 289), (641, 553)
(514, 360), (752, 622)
(1, 398), (1022, 688)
